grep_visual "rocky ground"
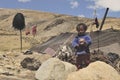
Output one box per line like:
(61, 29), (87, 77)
(0, 48), (119, 80)
(0, 51), (52, 80)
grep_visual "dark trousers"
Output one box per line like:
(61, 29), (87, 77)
(76, 53), (90, 69)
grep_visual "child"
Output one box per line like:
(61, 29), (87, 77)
(72, 23), (92, 69)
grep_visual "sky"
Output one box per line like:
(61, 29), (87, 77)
(0, 0), (120, 18)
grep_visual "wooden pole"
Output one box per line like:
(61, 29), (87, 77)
(20, 30), (22, 52)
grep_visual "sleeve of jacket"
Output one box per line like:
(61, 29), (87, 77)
(84, 35), (92, 46)
(72, 37), (79, 48)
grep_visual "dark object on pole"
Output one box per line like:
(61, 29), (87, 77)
(99, 8), (109, 31)
(12, 13), (25, 52)
(95, 17), (99, 28)
(13, 13), (25, 30)
(92, 17), (99, 28)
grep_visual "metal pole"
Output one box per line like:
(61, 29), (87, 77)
(99, 8), (109, 31)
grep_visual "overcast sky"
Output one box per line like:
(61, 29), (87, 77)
(0, 0), (120, 18)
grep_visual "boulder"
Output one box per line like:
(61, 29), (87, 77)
(66, 61), (120, 80)
(35, 58), (77, 80)
(21, 57), (41, 70)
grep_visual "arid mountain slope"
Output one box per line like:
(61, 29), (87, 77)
(0, 8), (120, 51)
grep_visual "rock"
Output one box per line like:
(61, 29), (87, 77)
(1, 72), (14, 76)
(35, 58), (77, 80)
(20, 57), (41, 70)
(66, 61), (120, 80)
(24, 50), (33, 55)
(107, 52), (119, 63)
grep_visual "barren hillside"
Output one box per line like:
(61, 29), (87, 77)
(0, 8), (120, 51)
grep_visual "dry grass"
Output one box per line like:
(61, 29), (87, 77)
(0, 33), (30, 52)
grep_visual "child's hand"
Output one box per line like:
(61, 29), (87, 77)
(79, 38), (86, 45)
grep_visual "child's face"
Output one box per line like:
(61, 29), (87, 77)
(77, 25), (85, 34)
